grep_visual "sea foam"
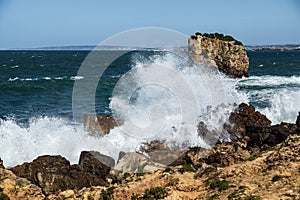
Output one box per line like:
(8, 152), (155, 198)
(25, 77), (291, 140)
(0, 52), (248, 167)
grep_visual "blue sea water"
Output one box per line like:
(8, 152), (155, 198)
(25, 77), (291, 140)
(0, 49), (300, 167)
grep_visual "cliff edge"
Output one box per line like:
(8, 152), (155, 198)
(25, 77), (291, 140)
(188, 32), (249, 78)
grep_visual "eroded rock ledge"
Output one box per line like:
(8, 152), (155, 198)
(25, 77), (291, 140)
(188, 32), (249, 78)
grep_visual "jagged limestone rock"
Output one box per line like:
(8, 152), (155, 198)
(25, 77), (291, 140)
(188, 33), (249, 78)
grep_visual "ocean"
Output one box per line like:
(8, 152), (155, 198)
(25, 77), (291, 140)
(0, 49), (300, 167)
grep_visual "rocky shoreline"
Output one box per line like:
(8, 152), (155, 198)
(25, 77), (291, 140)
(1, 103), (299, 199)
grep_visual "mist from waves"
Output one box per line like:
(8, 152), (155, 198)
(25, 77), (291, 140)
(1, 51), (300, 168)
(237, 75), (300, 124)
(0, 52), (248, 167)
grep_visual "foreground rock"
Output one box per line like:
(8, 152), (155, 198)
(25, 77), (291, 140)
(10, 155), (109, 195)
(57, 135), (300, 199)
(79, 150), (115, 170)
(189, 32), (249, 78)
(1, 134), (300, 199)
(0, 165), (45, 199)
(113, 152), (166, 173)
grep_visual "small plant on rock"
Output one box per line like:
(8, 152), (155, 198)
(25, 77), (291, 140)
(178, 164), (196, 173)
(102, 186), (115, 200)
(131, 187), (168, 200)
(210, 179), (230, 191)
(166, 178), (179, 187)
(272, 175), (282, 182)
(245, 195), (261, 200)
(207, 193), (219, 200)
(163, 167), (172, 173)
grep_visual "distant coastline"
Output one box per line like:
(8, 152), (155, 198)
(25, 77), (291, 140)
(245, 44), (300, 51)
(2, 44), (300, 51)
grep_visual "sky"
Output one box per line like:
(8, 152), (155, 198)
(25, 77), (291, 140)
(0, 0), (299, 49)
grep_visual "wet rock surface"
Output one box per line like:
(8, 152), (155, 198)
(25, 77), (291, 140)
(83, 114), (120, 136)
(225, 103), (271, 139)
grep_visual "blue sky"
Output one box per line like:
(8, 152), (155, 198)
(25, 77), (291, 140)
(0, 0), (299, 49)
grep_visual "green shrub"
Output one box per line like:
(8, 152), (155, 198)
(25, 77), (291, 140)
(131, 187), (168, 200)
(143, 187), (168, 200)
(135, 172), (144, 177)
(272, 175), (282, 182)
(178, 164), (196, 173)
(195, 32), (243, 45)
(163, 167), (172, 173)
(131, 194), (139, 200)
(210, 179), (230, 191)
(228, 191), (239, 199)
(191, 35), (198, 40)
(0, 193), (10, 200)
(123, 172), (131, 179)
(102, 187), (115, 200)
(248, 153), (262, 161)
(166, 178), (179, 186)
(208, 193), (219, 200)
(204, 167), (217, 174)
(244, 195), (261, 200)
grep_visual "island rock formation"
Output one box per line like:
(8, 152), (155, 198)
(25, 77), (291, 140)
(188, 33), (249, 78)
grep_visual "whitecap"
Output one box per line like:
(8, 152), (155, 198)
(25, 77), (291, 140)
(70, 76), (84, 80)
(8, 77), (19, 82)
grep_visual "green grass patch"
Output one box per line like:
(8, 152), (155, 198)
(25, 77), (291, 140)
(207, 193), (219, 200)
(248, 153), (262, 161)
(102, 186), (115, 200)
(244, 195), (261, 200)
(166, 178), (179, 187)
(132, 187), (168, 200)
(210, 179), (230, 191)
(178, 164), (196, 174)
(163, 167), (172, 173)
(0, 193), (10, 200)
(271, 175), (282, 182)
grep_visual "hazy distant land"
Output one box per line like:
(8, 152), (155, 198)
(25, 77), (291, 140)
(6, 44), (300, 51)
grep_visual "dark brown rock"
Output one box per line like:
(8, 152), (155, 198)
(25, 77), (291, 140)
(246, 123), (298, 147)
(0, 158), (3, 169)
(79, 151), (115, 176)
(10, 155), (109, 195)
(84, 114), (120, 136)
(225, 103), (271, 140)
(296, 112), (300, 127)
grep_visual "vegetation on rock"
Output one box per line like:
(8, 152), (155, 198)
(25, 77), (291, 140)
(178, 164), (196, 173)
(191, 32), (243, 45)
(131, 187), (168, 200)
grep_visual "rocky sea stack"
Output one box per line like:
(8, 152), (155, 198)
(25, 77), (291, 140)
(188, 32), (249, 78)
